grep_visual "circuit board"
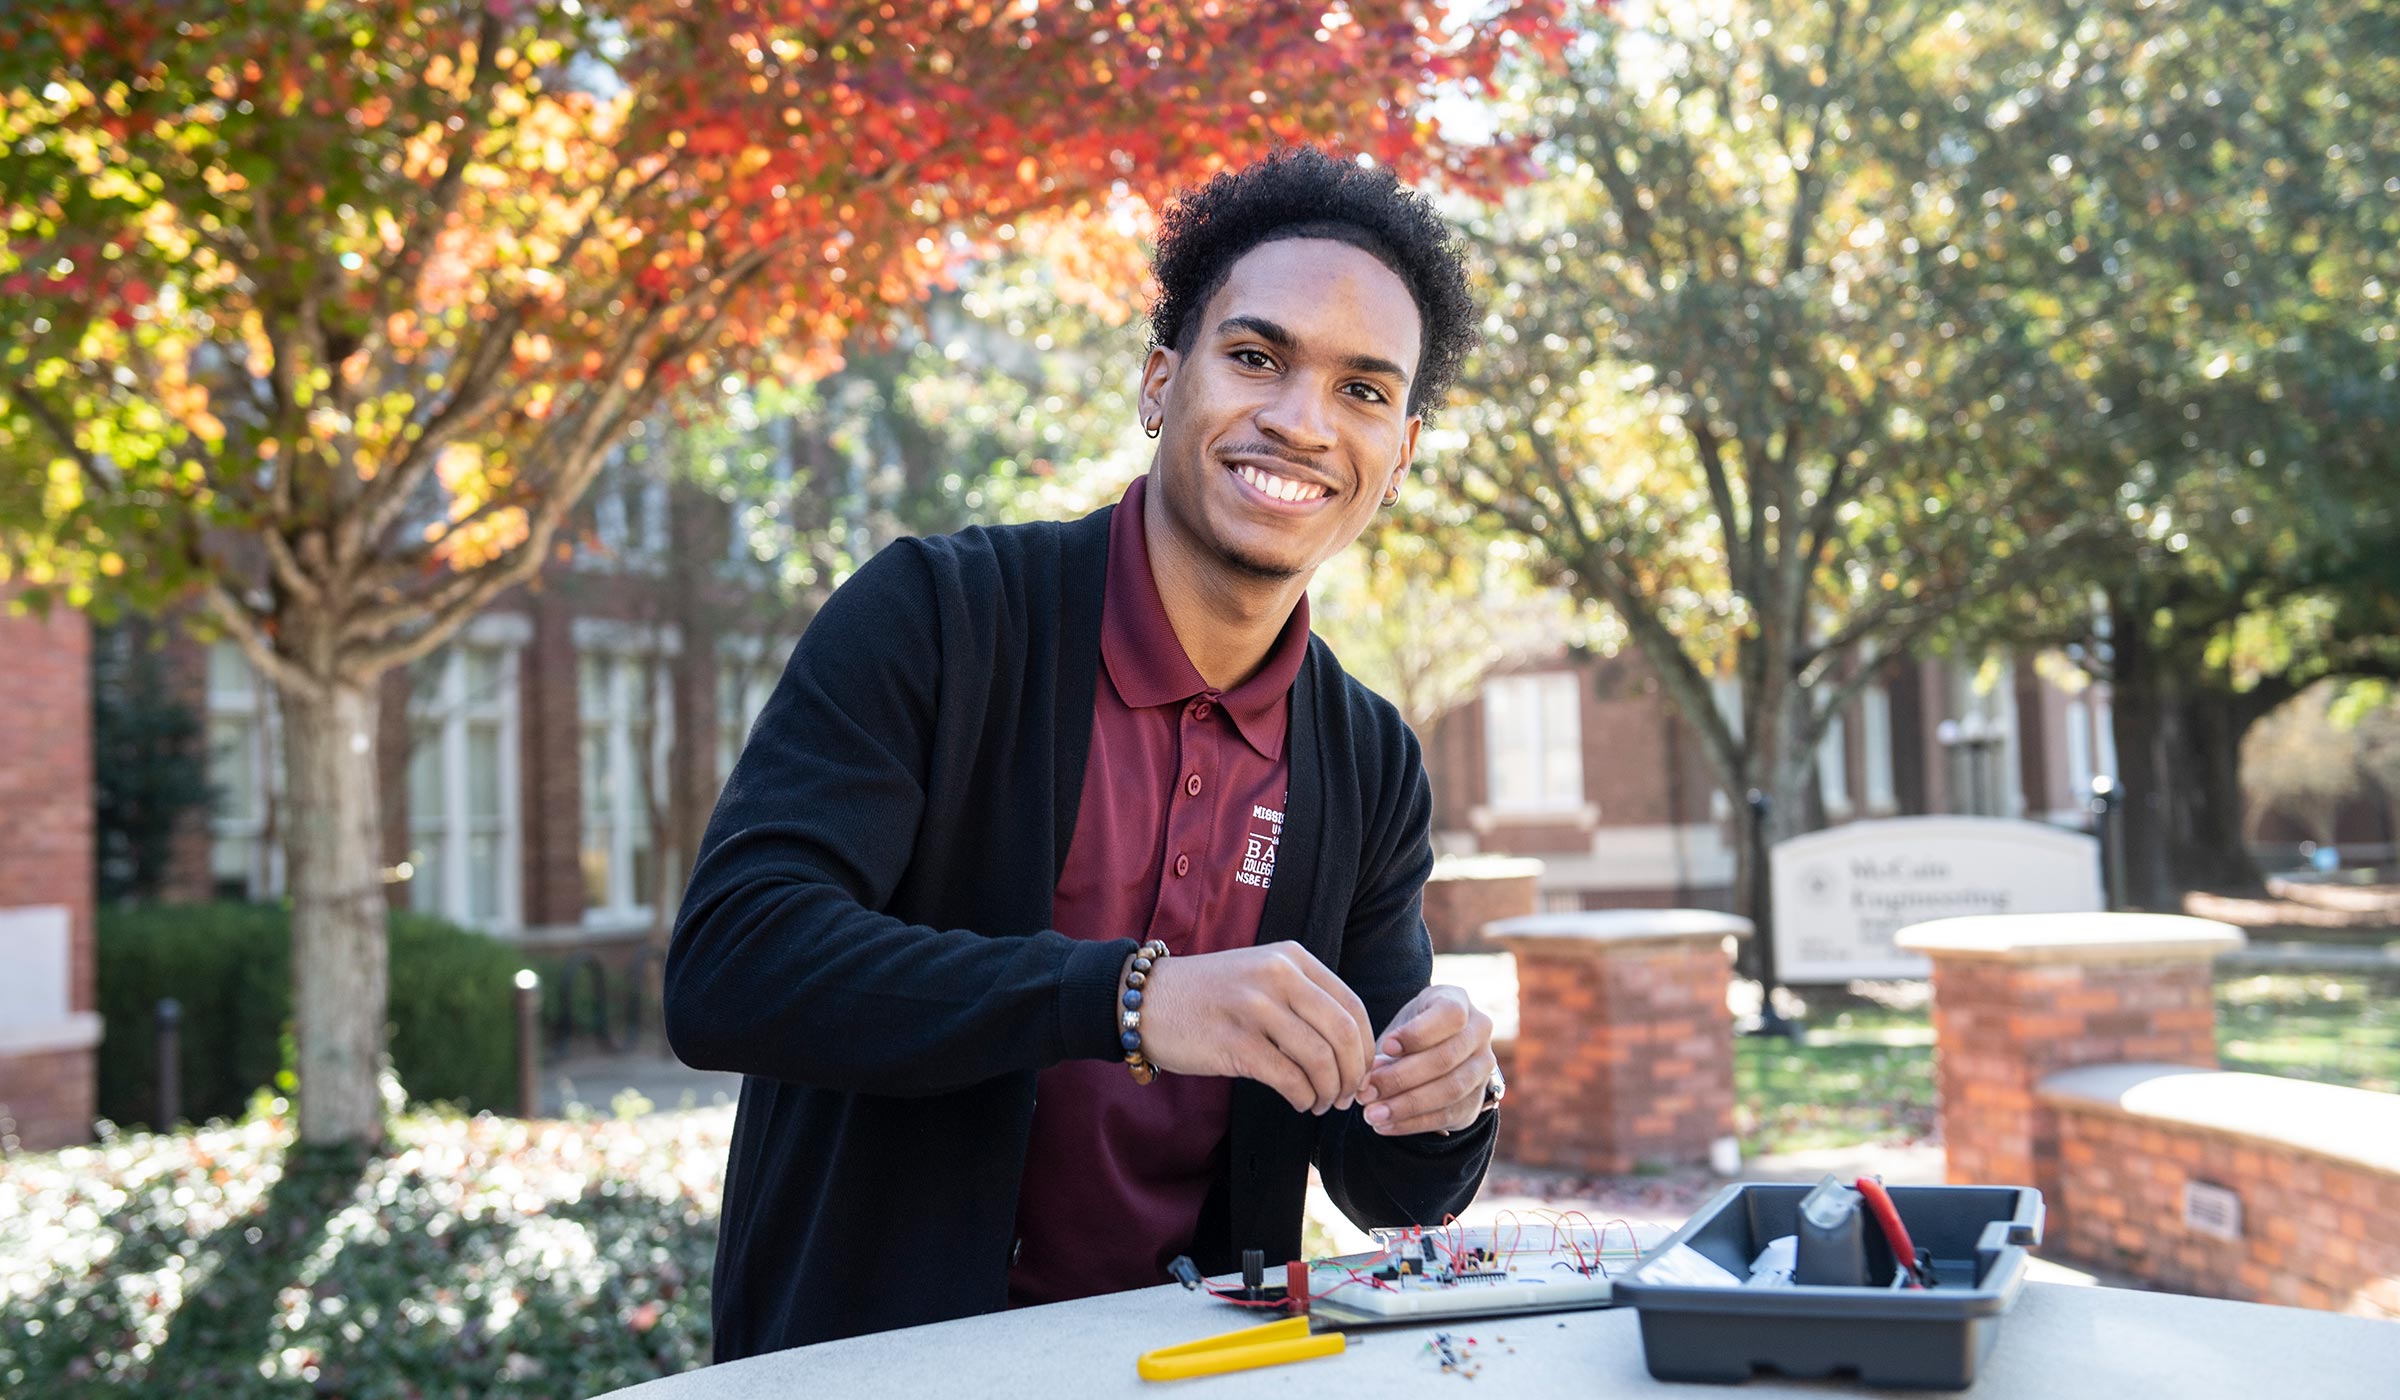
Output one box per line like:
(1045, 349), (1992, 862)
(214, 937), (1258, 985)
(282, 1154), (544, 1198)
(1294, 1215), (1673, 1326)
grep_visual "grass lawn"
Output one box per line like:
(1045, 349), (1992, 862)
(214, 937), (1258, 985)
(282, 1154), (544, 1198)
(0, 1105), (725, 1399)
(1732, 974), (2400, 1155)
(1735, 1000), (1939, 1155)
(2216, 973), (2400, 1094)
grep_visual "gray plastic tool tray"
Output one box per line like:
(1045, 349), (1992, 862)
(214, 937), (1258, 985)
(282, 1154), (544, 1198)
(1610, 1182), (2045, 1390)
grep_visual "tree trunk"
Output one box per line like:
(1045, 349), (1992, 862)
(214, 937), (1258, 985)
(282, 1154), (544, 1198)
(281, 676), (390, 1147)
(2169, 684), (2265, 894)
(2107, 593), (2175, 910)
(1729, 686), (1814, 990)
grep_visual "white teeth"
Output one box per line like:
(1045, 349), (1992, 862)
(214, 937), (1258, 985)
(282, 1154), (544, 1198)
(1236, 464), (1325, 502)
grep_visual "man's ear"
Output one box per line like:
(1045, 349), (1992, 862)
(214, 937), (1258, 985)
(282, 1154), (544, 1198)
(1385, 414), (1423, 500)
(1138, 346), (1178, 430)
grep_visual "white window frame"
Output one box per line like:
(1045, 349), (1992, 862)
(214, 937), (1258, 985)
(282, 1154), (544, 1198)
(715, 636), (789, 784)
(1818, 709), (1853, 818)
(403, 615), (528, 935)
(1861, 683), (1899, 814)
(204, 640), (285, 901)
(575, 620), (680, 930)
(2065, 698), (2095, 802)
(1481, 671), (1585, 816)
(581, 456), (672, 573)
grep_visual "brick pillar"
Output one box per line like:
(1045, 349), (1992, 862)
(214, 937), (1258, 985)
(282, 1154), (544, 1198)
(1488, 910), (1746, 1174)
(0, 587), (99, 1152)
(1896, 912), (2242, 1240)
(1421, 856), (1541, 953)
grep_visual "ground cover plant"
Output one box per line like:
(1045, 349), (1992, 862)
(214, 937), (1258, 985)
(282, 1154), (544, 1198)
(0, 1105), (723, 1398)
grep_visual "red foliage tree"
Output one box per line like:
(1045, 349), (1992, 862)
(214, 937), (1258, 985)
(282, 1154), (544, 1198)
(0, 0), (1561, 1145)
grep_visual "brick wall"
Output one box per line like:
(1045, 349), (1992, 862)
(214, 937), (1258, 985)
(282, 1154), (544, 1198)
(1497, 935), (1736, 1174)
(1928, 954), (2216, 1232)
(0, 589), (98, 1152)
(1901, 914), (2243, 1272)
(1421, 863), (1539, 953)
(2046, 1091), (2400, 1318)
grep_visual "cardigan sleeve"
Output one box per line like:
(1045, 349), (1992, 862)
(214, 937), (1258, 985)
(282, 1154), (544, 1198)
(664, 539), (1133, 1096)
(1308, 715), (1499, 1230)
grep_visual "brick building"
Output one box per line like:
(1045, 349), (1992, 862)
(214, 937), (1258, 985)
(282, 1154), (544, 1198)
(0, 586), (100, 1152)
(159, 468), (800, 957)
(1422, 645), (2121, 912)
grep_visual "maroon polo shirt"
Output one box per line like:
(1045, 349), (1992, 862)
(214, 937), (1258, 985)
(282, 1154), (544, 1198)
(1006, 474), (1309, 1307)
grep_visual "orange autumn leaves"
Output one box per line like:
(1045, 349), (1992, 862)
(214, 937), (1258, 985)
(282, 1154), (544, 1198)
(4, 0), (1568, 592)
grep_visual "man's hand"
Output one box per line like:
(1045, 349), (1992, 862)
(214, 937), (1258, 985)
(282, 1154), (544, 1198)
(1137, 944), (1377, 1115)
(1355, 986), (1495, 1136)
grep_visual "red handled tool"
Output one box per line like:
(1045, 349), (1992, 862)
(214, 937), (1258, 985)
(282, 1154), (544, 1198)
(1855, 1177), (1936, 1288)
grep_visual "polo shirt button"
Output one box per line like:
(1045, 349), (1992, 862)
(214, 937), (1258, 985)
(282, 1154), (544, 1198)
(1192, 699), (1213, 720)
(1174, 854), (1190, 877)
(1185, 773), (1203, 797)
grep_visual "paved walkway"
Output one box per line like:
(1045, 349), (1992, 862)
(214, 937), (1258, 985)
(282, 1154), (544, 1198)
(540, 1048), (740, 1117)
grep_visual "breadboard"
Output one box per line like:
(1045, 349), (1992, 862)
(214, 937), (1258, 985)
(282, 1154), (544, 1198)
(1292, 1218), (1673, 1326)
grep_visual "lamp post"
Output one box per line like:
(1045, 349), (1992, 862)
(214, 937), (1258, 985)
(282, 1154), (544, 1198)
(2088, 775), (2126, 911)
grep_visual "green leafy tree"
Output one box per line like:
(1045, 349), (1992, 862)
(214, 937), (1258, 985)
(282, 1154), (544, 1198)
(1936, 0), (2400, 899)
(1442, 0), (2107, 978)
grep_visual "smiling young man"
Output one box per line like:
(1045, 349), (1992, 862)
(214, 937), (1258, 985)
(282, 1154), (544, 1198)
(666, 148), (1504, 1359)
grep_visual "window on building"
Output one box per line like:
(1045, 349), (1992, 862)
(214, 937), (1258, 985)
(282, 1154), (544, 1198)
(1818, 710), (1853, 817)
(586, 457), (671, 569)
(204, 641), (284, 900)
(1861, 683), (1897, 813)
(580, 649), (672, 925)
(716, 652), (781, 783)
(2065, 699), (2094, 801)
(405, 641), (521, 933)
(1482, 671), (1584, 814)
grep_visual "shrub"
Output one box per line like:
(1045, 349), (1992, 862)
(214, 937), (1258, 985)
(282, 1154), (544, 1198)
(97, 902), (527, 1126)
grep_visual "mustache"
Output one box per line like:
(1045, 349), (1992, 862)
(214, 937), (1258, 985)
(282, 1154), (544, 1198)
(1217, 441), (1318, 468)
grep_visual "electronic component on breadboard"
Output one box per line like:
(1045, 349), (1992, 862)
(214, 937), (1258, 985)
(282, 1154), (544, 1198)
(1302, 1219), (1662, 1320)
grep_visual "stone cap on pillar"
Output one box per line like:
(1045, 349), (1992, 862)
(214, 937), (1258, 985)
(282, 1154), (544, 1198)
(1486, 909), (1753, 956)
(1426, 854), (1546, 882)
(1895, 912), (2244, 964)
(2038, 1062), (2400, 1176)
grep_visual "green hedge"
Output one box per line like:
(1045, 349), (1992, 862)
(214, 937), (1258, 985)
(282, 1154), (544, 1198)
(97, 902), (527, 1127)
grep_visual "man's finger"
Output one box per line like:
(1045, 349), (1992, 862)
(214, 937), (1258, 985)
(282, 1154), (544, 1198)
(1291, 955), (1377, 1089)
(1365, 1053), (1492, 1134)
(1258, 1002), (1346, 1114)
(1359, 1021), (1479, 1104)
(1376, 988), (1468, 1057)
(1286, 979), (1372, 1111)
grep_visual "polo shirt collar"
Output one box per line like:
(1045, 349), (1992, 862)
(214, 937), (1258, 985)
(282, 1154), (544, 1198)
(1102, 474), (1309, 761)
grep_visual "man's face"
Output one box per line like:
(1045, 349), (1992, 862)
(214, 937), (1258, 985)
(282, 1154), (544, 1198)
(1140, 237), (1423, 584)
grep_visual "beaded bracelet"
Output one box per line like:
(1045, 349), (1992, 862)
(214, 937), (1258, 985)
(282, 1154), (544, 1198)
(1120, 939), (1171, 1085)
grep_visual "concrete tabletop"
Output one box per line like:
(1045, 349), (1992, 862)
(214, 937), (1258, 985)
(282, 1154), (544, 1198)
(598, 1279), (2400, 1400)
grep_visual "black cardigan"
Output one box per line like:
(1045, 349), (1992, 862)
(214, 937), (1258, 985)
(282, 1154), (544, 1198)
(665, 501), (1495, 1358)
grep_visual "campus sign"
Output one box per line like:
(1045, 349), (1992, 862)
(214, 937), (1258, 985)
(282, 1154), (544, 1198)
(1770, 817), (2104, 981)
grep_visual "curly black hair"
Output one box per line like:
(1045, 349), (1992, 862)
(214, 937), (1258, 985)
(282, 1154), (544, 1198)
(1148, 147), (1477, 418)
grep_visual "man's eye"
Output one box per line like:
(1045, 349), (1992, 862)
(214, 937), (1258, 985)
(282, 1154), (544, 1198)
(1233, 348), (1277, 370)
(1347, 383), (1388, 403)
